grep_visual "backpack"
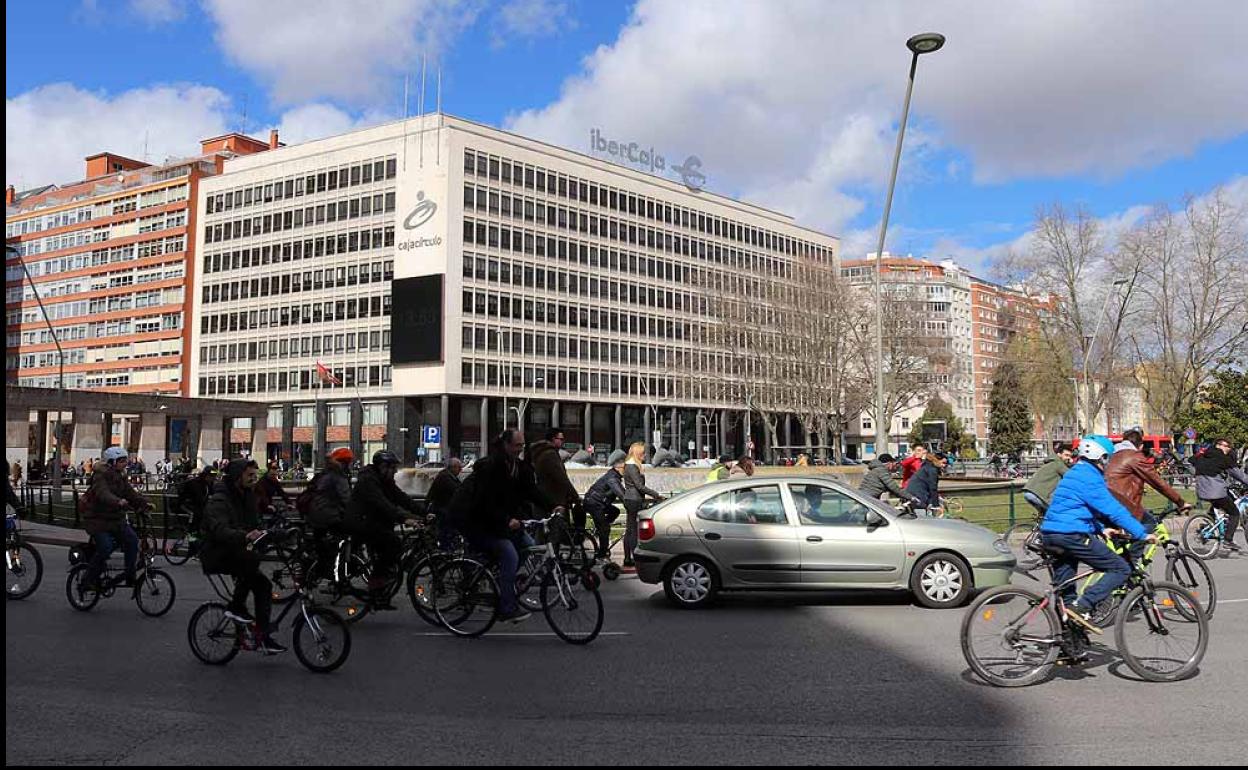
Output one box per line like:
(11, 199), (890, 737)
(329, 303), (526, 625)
(77, 487), (96, 517)
(295, 471), (326, 518)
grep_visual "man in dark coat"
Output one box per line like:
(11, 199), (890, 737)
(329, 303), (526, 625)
(345, 450), (421, 609)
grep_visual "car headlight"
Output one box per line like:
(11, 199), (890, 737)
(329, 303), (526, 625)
(992, 539), (1012, 555)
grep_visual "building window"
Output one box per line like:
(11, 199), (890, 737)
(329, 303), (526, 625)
(362, 402), (387, 425)
(267, 407), (284, 428)
(328, 404), (351, 426)
(294, 406), (315, 427)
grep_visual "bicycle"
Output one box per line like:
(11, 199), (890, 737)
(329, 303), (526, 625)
(1182, 485), (1248, 558)
(7, 509), (43, 600)
(162, 504), (200, 566)
(1077, 505), (1216, 624)
(961, 533), (1208, 686)
(434, 513), (605, 645)
(1003, 516), (1044, 575)
(66, 512), (177, 617)
(188, 528), (351, 673)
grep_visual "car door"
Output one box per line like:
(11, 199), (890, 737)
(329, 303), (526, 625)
(692, 484), (801, 585)
(787, 482), (905, 587)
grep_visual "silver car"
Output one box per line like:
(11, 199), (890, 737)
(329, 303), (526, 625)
(634, 476), (1015, 609)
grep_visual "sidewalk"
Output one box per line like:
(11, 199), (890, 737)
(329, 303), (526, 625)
(16, 520), (87, 548)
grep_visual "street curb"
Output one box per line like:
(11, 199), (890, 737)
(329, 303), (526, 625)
(25, 533), (85, 548)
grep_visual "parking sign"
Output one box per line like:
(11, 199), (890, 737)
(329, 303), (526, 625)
(421, 425), (442, 447)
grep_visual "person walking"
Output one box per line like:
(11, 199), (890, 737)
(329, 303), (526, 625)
(621, 441), (662, 571)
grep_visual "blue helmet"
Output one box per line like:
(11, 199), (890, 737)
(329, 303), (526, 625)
(1077, 435), (1115, 462)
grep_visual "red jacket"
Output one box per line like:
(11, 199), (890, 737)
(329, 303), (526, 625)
(901, 456), (924, 485)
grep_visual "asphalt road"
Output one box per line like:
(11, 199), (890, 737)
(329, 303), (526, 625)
(6, 544), (1246, 765)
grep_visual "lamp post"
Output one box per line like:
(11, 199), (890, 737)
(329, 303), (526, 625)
(1080, 278), (1128, 433)
(873, 32), (945, 460)
(9, 244), (66, 501)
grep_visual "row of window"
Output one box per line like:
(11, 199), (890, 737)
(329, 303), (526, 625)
(266, 402), (388, 429)
(199, 293), (391, 335)
(202, 227), (395, 275)
(199, 329), (391, 365)
(5, 183), (188, 240)
(203, 191), (396, 244)
(205, 158), (397, 214)
(9, 235), (185, 280)
(8, 313), (181, 349)
(461, 288), (689, 342)
(201, 260), (395, 305)
(9, 288), (183, 326)
(460, 358), (678, 399)
(463, 149), (833, 262)
(461, 214), (797, 280)
(198, 364), (392, 397)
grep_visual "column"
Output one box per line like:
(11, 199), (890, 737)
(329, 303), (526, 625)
(137, 412), (167, 466)
(350, 399), (363, 460)
(614, 404), (622, 453)
(5, 409), (28, 471)
(643, 408), (652, 462)
(480, 397), (489, 448)
(34, 410), (48, 465)
(199, 417), (225, 466)
(551, 401), (561, 429)
(315, 401), (328, 463)
(695, 409), (703, 459)
(741, 409), (751, 458)
(386, 397), (407, 464)
(250, 412), (268, 463)
(440, 395), (451, 461)
(281, 404), (294, 464)
(671, 407), (679, 454)
(186, 415), (203, 465)
(69, 408), (100, 465)
(784, 415), (793, 457)
(719, 410), (728, 459)
(583, 403), (592, 447)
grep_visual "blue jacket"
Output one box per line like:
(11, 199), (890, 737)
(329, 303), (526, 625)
(1041, 460), (1148, 539)
(903, 461), (941, 509)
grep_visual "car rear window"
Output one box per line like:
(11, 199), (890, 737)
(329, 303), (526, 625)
(695, 485), (787, 525)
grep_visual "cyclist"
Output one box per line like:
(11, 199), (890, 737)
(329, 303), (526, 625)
(200, 458), (286, 654)
(256, 461), (291, 517)
(1191, 438), (1248, 552)
(582, 459), (627, 561)
(900, 445), (927, 486)
(427, 457), (464, 546)
(1040, 435), (1155, 634)
(705, 454), (734, 483)
(1022, 443), (1074, 516)
(81, 446), (150, 595)
(345, 450), (422, 610)
(449, 429), (557, 623)
(1106, 428), (1191, 559)
(858, 454), (921, 506)
(903, 451), (946, 515)
(303, 448), (355, 577)
(176, 467), (216, 535)
(529, 428), (581, 516)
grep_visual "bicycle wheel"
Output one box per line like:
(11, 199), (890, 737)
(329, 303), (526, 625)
(960, 585), (1060, 687)
(134, 568), (177, 617)
(316, 553), (372, 624)
(434, 558), (499, 638)
(293, 606), (352, 673)
(163, 518), (192, 566)
(1115, 582), (1207, 682)
(65, 564), (101, 611)
(540, 567), (604, 645)
(1164, 551), (1216, 620)
(944, 497), (964, 515)
(261, 545), (300, 605)
(406, 554), (450, 628)
(7, 542), (44, 600)
(1002, 523), (1042, 575)
(187, 602), (241, 665)
(1181, 514), (1220, 559)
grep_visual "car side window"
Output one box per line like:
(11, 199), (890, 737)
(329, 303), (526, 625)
(696, 485), (788, 525)
(789, 483), (871, 526)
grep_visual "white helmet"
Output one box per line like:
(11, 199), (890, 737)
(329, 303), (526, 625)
(1076, 435), (1114, 463)
(103, 446), (129, 463)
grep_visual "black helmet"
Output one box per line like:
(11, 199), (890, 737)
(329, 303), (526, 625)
(372, 450), (400, 467)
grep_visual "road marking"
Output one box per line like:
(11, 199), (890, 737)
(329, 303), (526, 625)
(413, 631), (631, 637)
(1218, 598), (1248, 604)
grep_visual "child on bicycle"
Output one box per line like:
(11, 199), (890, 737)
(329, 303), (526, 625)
(1040, 435), (1156, 634)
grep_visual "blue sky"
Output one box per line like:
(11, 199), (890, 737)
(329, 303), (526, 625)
(7, 1), (1248, 272)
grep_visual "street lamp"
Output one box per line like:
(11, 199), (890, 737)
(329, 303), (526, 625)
(1080, 278), (1128, 432)
(873, 32), (946, 459)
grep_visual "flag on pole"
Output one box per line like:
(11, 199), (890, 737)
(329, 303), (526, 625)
(316, 361), (341, 386)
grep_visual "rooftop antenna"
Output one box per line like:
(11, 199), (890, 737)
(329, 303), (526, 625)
(240, 93), (249, 134)
(142, 129), (150, 162)
(418, 52), (427, 168)
(435, 65), (442, 165)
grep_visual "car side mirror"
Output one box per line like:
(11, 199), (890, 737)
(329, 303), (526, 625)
(866, 510), (888, 528)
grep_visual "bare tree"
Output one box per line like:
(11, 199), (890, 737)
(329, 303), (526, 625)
(1116, 187), (1248, 430)
(998, 204), (1143, 432)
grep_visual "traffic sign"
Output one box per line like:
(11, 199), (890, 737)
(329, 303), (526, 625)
(1184, 427), (1197, 441)
(421, 425), (442, 447)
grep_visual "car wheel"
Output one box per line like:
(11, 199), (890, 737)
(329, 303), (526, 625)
(910, 552), (972, 609)
(663, 557), (718, 609)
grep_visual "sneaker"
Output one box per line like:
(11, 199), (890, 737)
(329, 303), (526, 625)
(224, 608), (256, 625)
(258, 636), (288, 655)
(1064, 606), (1104, 635)
(498, 608), (531, 623)
(622, 559), (635, 568)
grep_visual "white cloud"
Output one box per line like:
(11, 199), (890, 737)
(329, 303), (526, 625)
(203, 0), (483, 106)
(129, 0), (185, 24)
(507, 0), (1248, 239)
(6, 83), (230, 188)
(271, 103), (394, 146)
(492, 0), (573, 47)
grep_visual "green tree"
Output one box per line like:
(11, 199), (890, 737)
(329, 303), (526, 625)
(907, 396), (970, 456)
(1174, 366), (1248, 449)
(988, 361), (1034, 456)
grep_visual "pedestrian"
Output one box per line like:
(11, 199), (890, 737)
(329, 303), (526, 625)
(11, 460), (22, 490)
(426, 457), (464, 546)
(569, 444), (595, 466)
(795, 453), (809, 467)
(651, 442), (682, 468)
(621, 441), (663, 570)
